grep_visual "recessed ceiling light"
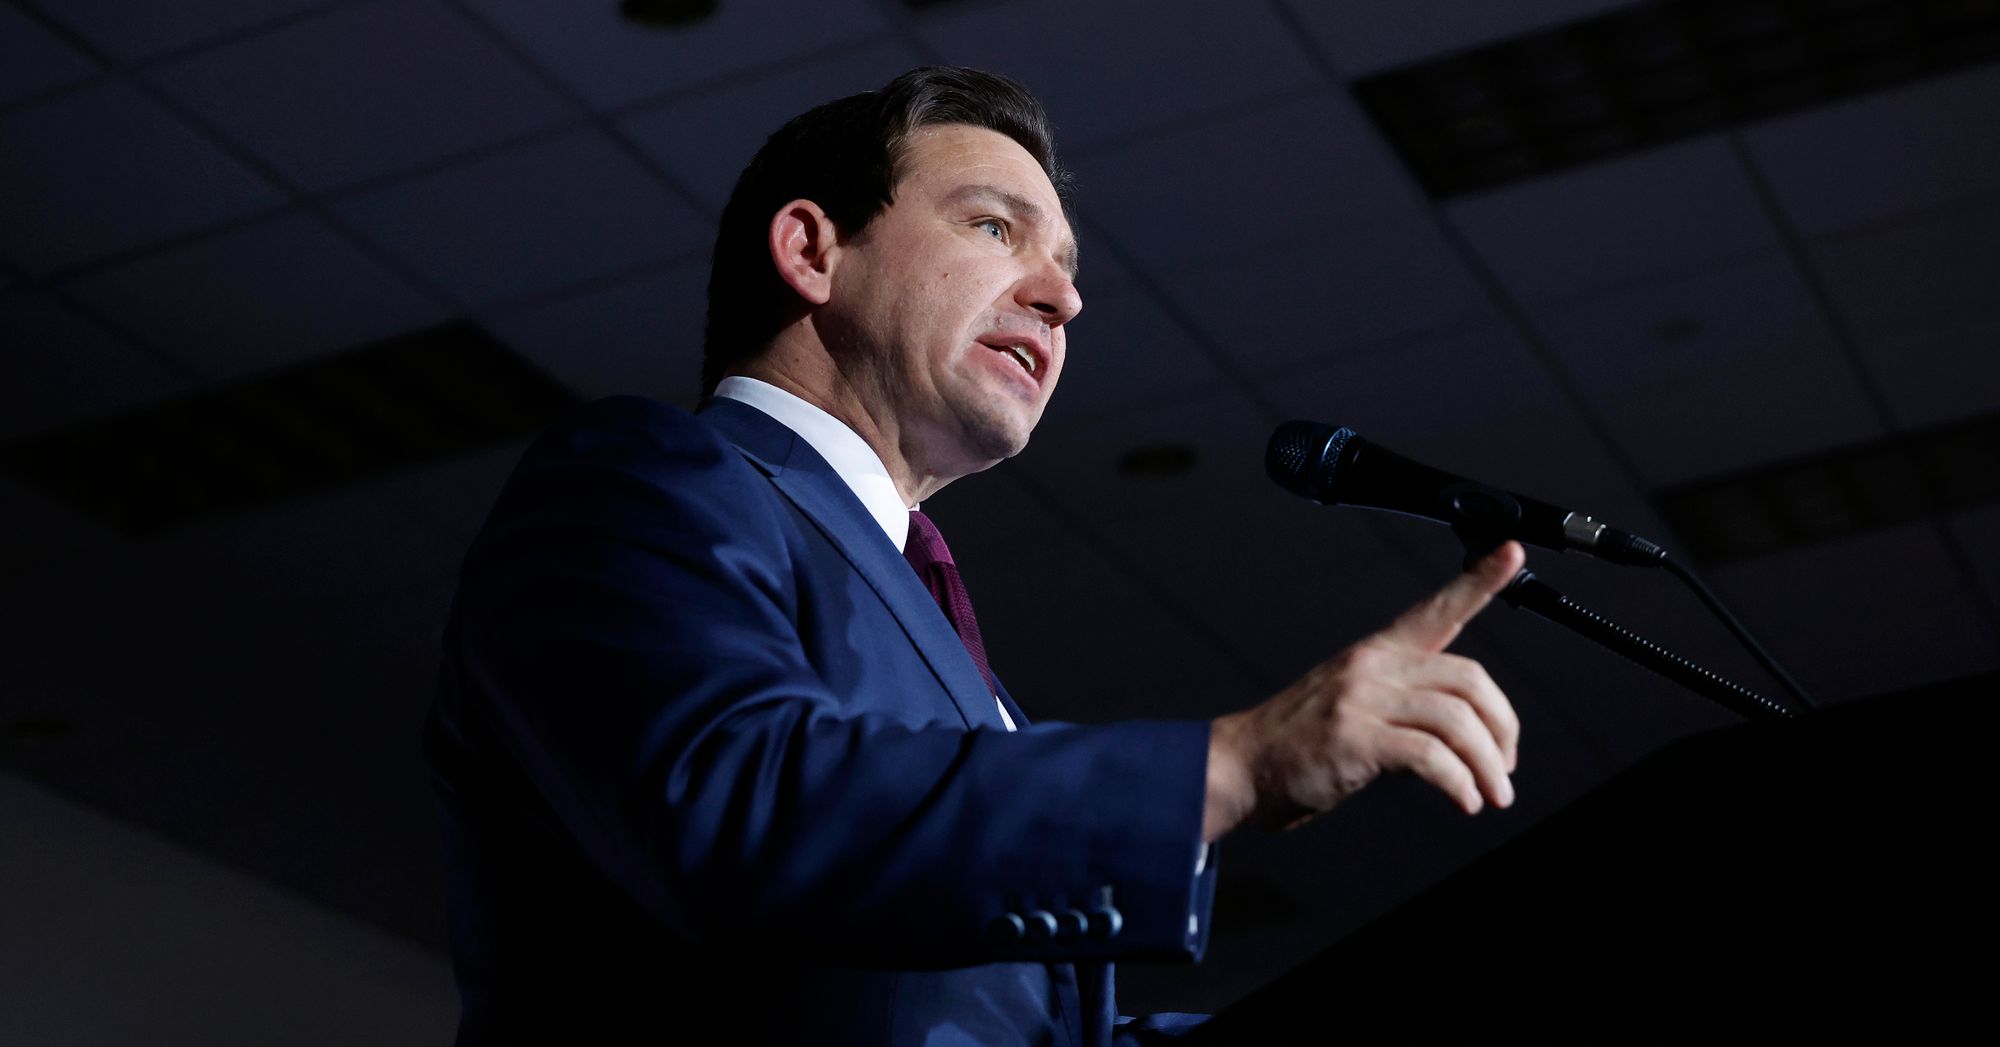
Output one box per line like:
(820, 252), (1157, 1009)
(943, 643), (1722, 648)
(619, 0), (719, 30)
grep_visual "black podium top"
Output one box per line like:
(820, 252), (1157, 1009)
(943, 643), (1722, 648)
(1188, 670), (1998, 1042)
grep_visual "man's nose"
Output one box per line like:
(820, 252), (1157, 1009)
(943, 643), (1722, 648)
(1018, 258), (1082, 327)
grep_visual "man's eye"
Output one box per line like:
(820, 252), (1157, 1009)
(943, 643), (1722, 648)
(976, 219), (1007, 241)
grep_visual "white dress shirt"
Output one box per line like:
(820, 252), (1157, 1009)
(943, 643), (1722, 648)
(713, 376), (1017, 731)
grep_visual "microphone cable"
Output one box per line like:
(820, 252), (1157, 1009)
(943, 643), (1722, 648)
(1659, 553), (1821, 715)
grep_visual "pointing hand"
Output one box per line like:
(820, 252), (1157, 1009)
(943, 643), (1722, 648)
(1203, 541), (1525, 838)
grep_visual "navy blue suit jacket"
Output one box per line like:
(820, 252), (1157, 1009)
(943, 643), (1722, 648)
(427, 396), (1217, 1044)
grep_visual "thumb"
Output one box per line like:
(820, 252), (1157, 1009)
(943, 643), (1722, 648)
(1384, 541), (1525, 652)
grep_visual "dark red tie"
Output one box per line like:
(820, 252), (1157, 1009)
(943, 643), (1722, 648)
(903, 510), (997, 695)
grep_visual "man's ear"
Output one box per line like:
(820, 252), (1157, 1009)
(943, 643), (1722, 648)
(768, 199), (839, 306)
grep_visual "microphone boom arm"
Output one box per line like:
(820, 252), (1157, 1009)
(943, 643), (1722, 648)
(1497, 568), (1796, 722)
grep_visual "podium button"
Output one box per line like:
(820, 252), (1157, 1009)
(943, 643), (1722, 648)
(1057, 908), (1090, 939)
(1025, 909), (1058, 942)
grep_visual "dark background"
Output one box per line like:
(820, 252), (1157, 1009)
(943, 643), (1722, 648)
(3, 1), (1996, 1041)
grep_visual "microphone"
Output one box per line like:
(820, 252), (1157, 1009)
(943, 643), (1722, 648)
(1266, 420), (1666, 567)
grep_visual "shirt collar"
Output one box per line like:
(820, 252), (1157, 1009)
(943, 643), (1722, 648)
(712, 376), (912, 552)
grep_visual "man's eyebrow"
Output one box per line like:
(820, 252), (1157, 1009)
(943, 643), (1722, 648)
(943, 183), (1080, 280)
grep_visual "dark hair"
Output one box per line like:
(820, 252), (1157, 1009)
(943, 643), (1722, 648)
(701, 66), (1069, 394)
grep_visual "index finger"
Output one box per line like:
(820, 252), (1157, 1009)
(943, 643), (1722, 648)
(1383, 541), (1525, 652)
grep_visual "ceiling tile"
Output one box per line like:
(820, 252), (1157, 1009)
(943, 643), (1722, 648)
(0, 586), (455, 946)
(364, 441), (527, 547)
(1070, 90), (1437, 271)
(1591, 349), (1885, 486)
(1042, 285), (1230, 424)
(1812, 194), (2000, 338)
(0, 478), (137, 590)
(0, 291), (186, 442)
(1534, 251), (1838, 391)
(1277, 0), (1634, 76)
(1446, 137), (1779, 305)
(0, 775), (455, 1046)
(0, 588), (198, 737)
(913, 0), (1322, 148)
(145, 486), (466, 609)
(0, 80), (284, 275)
(1745, 64), (2000, 235)
(0, 469), (245, 650)
(59, 211), (449, 381)
(1812, 197), (2000, 427)
(1069, 88), (1492, 366)
(1014, 389), (1438, 679)
(618, 39), (923, 212)
(5, 492), (442, 715)
(1150, 232), (1493, 374)
(480, 262), (709, 408)
(1849, 319), (2000, 430)
(1532, 251), (1883, 482)
(331, 128), (713, 309)
(0, 4), (98, 105)
(1706, 523), (2000, 701)
(148, 1), (577, 192)
(0, 530), (259, 684)
(315, 576), (461, 684)
(1017, 388), (1273, 516)
(458, 0), (892, 109)
(1259, 320), (1555, 449)
(40, 0), (334, 63)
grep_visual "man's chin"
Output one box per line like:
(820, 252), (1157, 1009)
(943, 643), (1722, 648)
(984, 423), (1037, 464)
(958, 408), (1037, 457)
(922, 404), (1040, 484)
(961, 440), (1024, 473)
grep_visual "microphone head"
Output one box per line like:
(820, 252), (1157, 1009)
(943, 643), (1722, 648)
(1266, 421), (1359, 504)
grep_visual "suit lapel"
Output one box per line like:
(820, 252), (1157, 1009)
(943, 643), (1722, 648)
(698, 398), (1004, 731)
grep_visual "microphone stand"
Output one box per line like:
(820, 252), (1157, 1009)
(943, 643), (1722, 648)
(1456, 523), (1800, 719)
(1494, 565), (1796, 723)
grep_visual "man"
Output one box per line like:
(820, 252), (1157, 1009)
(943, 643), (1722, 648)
(427, 67), (1522, 1045)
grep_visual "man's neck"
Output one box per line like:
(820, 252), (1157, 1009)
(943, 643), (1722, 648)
(735, 344), (960, 506)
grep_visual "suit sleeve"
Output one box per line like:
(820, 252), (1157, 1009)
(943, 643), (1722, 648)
(444, 399), (1217, 969)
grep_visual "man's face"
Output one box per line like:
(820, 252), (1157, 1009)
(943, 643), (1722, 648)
(821, 123), (1081, 479)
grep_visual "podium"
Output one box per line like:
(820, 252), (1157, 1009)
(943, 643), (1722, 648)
(1186, 671), (1998, 1041)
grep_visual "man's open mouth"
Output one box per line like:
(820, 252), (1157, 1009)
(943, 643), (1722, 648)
(999, 343), (1038, 375)
(980, 335), (1046, 380)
